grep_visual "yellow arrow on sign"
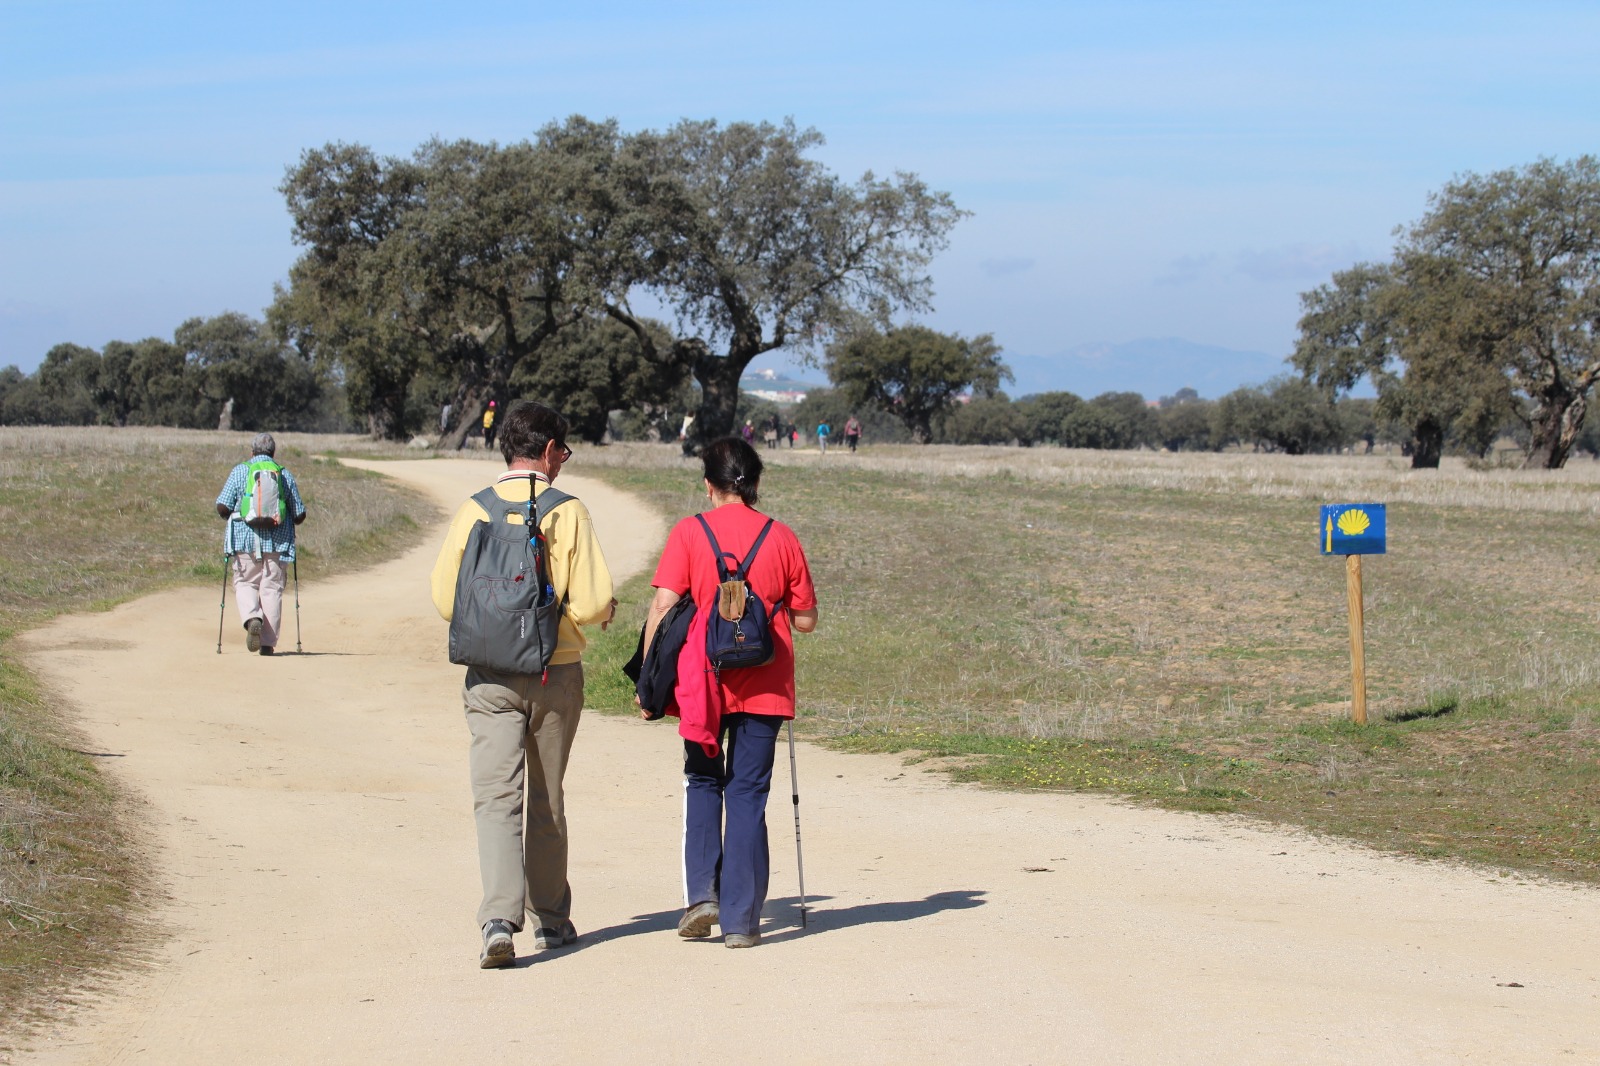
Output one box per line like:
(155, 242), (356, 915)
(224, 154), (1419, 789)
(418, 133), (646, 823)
(1325, 514), (1333, 553)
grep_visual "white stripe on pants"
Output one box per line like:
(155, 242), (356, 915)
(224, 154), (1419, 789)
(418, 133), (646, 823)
(232, 551), (285, 649)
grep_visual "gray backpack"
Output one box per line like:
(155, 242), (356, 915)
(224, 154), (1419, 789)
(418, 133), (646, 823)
(448, 480), (574, 680)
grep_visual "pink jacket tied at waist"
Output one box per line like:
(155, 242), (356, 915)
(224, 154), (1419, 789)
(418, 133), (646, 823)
(674, 606), (724, 757)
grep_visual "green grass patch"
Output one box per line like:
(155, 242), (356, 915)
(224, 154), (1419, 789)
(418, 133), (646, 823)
(0, 426), (437, 1046)
(578, 444), (1600, 885)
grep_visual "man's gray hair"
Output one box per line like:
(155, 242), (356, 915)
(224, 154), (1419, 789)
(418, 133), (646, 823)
(250, 432), (276, 457)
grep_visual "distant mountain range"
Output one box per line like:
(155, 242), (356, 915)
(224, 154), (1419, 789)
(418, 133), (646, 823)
(1004, 338), (1291, 402)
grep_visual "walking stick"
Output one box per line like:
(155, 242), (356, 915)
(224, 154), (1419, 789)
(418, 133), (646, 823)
(216, 553), (231, 654)
(292, 558), (302, 653)
(786, 720), (808, 928)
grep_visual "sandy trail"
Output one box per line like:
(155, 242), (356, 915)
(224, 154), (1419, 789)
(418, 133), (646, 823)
(14, 456), (1599, 1064)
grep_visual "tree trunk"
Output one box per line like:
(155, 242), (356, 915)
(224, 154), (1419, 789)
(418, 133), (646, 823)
(1522, 392), (1584, 470)
(683, 352), (747, 455)
(440, 381), (496, 452)
(363, 389), (410, 440)
(1410, 419), (1443, 469)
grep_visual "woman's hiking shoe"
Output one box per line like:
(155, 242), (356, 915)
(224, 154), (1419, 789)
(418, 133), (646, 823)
(480, 919), (515, 969)
(723, 932), (760, 949)
(533, 920), (577, 950)
(245, 618), (263, 653)
(677, 901), (719, 939)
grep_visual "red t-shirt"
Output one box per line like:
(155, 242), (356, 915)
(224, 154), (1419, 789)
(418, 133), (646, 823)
(652, 503), (817, 718)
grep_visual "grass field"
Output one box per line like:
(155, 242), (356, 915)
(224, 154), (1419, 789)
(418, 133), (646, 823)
(577, 443), (1600, 886)
(5, 430), (1596, 1041)
(0, 427), (435, 1042)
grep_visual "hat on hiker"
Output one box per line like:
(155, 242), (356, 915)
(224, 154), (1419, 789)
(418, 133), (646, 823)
(489, 400), (497, 407)
(250, 432), (276, 457)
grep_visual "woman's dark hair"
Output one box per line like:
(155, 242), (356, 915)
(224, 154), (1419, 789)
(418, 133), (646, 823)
(499, 400), (568, 465)
(702, 437), (763, 506)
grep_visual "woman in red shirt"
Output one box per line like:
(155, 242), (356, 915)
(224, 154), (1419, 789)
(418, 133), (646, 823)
(640, 438), (819, 948)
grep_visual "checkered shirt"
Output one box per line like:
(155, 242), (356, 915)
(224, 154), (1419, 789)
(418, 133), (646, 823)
(216, 460), (307, 561)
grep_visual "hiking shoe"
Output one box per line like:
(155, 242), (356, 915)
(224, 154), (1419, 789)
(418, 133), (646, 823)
(677, 901), (719, 939)
(724, 932), (760, 949)
(259, 646), (274, 656)
(533, 919), (577, 950)
(480, 919), (515, 969)
(245, 618), (263, 653)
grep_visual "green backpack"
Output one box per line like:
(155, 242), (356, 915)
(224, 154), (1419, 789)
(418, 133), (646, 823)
(240, 457), (287, 530)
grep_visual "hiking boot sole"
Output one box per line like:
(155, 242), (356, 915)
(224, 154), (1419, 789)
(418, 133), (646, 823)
(678, 902), (719, 939)
(245, 619), (262, 653)
(724, 932), (760, 949)
(479, 941), (515, 969)
(533, 924), (577, 950)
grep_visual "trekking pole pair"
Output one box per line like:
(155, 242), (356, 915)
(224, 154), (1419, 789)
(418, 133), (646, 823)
(215, 553), (302, 654)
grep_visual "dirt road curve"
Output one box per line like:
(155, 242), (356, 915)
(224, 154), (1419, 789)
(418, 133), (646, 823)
(15, 457), (1599, 1064)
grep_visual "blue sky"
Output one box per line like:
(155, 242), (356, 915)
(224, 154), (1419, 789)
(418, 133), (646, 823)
(3, 0), (1597, 384)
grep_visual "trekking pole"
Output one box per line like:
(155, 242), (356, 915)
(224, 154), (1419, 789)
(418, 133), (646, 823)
(216, 553), (231, 654)
(292, 558), (302, 653)
(786, 719), (808, 928)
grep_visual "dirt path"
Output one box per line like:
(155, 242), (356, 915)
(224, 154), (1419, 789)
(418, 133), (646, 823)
(15, 457), (1599, 1064)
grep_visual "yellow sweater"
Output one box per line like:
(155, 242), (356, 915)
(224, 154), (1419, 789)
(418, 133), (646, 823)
(430, 472), (613, 666)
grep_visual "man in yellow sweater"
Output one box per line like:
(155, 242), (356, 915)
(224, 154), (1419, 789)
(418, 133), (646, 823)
(430, 400), (617, 968)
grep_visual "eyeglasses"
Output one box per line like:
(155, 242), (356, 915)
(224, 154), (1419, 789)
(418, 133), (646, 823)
(554, 443), (572, 462)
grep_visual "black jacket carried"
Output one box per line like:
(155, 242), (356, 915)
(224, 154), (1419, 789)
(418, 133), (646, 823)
(622, 595), (696, 720)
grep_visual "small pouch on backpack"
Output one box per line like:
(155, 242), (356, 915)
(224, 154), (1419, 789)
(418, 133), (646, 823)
(717, 579), (748, 621)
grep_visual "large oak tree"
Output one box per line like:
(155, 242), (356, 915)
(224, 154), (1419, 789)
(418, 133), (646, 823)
(602, 118), (966, 451)
(826, 324), (1009, 443)
(1294, 157), (1600, 469)
(278, 118), (637, 445)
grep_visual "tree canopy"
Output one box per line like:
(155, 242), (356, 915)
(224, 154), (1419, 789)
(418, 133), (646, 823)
(825, 325), (1009, 443)
(1294, 157), (1600, 468)
(275, 116), (966, 446)
(277, 118), (635, 445)
(0, 314), (334, 432)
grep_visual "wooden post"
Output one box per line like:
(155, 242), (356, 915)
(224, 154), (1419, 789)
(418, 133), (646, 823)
(1345, 554), (1367, 725)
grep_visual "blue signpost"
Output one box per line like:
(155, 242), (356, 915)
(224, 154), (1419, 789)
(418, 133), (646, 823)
(1320, 503), (1387, 557)
(1321, 504), (1386, 724)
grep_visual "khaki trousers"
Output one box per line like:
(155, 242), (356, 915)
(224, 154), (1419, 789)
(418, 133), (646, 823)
(231, 551), (284, 649)
(463, 662), (584, 931)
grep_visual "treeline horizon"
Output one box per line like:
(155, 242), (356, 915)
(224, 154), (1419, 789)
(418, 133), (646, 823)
(13, 321), (1592, 461)
(5, 139), (1595, 470)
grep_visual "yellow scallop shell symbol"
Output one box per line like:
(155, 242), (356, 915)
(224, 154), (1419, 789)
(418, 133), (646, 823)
(1336, 509), (1371, 537)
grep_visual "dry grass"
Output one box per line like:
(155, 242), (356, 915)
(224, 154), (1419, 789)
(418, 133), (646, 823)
(0, 426), (437, 1050)
(579, 442), (1600, 884)
(578, 440), (1600, 515)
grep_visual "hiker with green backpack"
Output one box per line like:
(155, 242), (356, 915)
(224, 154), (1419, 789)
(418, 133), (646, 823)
(215, 432), (307, 656)
(429, 400), (618, 969)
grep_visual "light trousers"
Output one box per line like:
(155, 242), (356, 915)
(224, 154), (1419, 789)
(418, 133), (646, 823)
(231, 551), (285, 649)
(463, 662), (584, 931)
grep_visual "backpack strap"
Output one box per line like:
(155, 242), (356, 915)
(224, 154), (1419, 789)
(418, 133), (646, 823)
(695, 515), (776, 582)
(533, 484), (574, 525)
(469, 482), (577, 591)
(468, 483), (575, 526)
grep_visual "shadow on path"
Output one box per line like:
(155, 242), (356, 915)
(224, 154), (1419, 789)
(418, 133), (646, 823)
(762, 889), (988, 943)
(565, 889), (988, 957)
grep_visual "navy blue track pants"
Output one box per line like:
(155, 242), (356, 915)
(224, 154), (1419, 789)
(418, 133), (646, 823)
(683, 712), (783, 937)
